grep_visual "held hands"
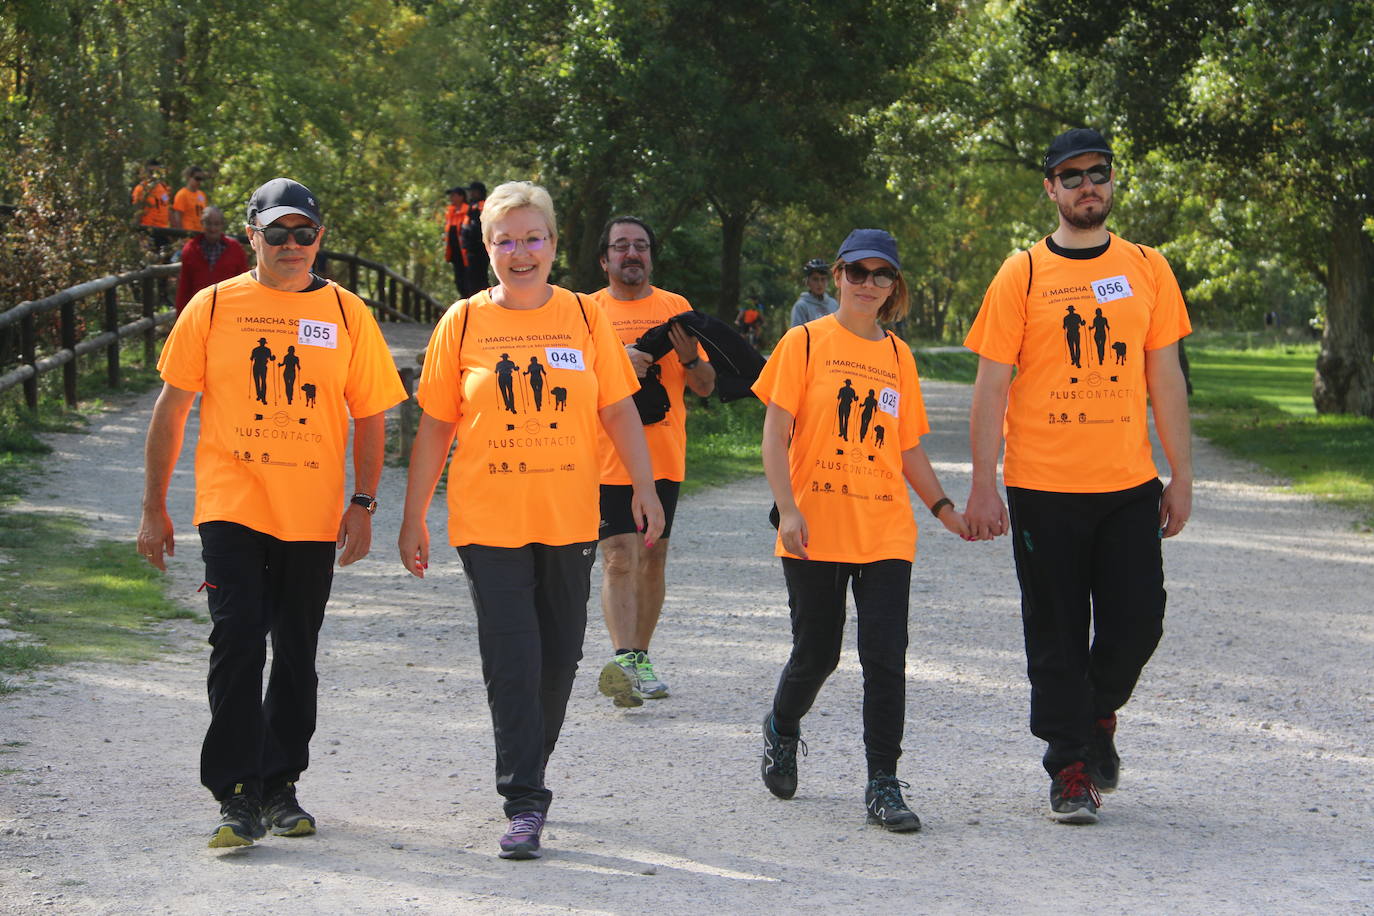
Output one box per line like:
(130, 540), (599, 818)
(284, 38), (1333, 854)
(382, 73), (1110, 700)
(935, 503), (972, 540)
(963, 484), (1009, 542)
(398, 517), (430, 578)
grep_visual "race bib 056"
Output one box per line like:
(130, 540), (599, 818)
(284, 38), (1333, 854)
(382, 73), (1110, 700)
(1092, 275), (1134, 305)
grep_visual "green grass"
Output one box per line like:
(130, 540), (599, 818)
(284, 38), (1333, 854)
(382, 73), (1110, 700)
(683, 397), (766, 495)
(0, 508), (197, 688)
(913, 348), (979, 384)
(1188, 341), (1373, 526)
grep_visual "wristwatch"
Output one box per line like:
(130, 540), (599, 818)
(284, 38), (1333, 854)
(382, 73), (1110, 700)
(680, 356), (702, 370)
(350, 492), (378, 515)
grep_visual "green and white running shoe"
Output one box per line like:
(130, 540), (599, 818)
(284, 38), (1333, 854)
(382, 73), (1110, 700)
(634, 652), (669, 699)
(598, 651), (643, 708)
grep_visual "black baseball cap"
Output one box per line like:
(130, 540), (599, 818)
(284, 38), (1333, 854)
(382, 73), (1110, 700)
(247, 178), (322, 227)
(1043, 128), (1114, 175)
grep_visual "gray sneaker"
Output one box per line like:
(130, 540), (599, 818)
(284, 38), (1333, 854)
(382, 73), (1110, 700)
(597, 652), (643, 708)
(634, 652), (669, 699)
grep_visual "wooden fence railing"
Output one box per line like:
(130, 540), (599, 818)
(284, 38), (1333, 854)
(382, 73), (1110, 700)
(0, 242), (442, 411)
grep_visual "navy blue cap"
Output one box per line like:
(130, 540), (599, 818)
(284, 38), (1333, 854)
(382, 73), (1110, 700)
(247, 178), (322, 227)
(1044, 128), (1113, 175)
(835, 229), (900, 270)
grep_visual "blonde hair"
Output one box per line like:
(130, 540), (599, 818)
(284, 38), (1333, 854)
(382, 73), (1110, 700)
(481, 181), (558, 246)
(831, 257), (910, 325)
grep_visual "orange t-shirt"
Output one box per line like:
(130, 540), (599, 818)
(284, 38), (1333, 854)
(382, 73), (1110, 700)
(964, 234), (1192, 493)
(753, 315), (931, 563)
(443, 202), (468, 264)
(133, 181), (171, 228)
(416, 287), (639, 548)
(158, 273), (407, 541)
(173, 187), (207, 233)
(591, 286), (705, 484)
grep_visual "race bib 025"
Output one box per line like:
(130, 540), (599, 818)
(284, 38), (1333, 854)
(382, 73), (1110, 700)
(879, 386), (900, 418)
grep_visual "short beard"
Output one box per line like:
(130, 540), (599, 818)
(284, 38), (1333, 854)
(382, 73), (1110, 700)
(1059, 193), (1113, 231)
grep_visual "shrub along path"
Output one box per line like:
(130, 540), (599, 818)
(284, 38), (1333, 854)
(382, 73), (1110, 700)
(0, 324), (1370, 913)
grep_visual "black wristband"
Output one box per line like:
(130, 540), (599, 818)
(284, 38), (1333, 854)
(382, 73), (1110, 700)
(928, 497), (953, 518)
(680, 356), (701, 370)
(350, 493), (377, 515)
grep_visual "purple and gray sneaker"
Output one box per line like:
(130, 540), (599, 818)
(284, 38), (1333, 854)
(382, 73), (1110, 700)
(498, 811), (546, 860)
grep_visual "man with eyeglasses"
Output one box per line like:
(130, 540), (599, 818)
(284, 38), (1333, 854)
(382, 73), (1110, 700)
(590, 216), (715, 709)
(138, 177), (406, 848)
(964, 128), (1193, 825)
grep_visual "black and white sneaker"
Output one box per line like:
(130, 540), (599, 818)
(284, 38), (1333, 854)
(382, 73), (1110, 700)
(1049, 761), (1102, 825)
(1087, 714), (1120, 793)
(209, 785), (265, 848)
(865, 773), (922, 832)
(760, 713), (806, 800)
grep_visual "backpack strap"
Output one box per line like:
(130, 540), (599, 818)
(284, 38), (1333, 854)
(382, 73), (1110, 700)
(1025, 248), (1034, 297)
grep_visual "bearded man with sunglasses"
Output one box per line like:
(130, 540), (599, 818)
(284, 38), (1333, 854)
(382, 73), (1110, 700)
(964, 129), (1193, 825)
(138, 178), (406, 848)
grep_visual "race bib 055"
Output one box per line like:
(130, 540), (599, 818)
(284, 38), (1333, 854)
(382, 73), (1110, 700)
(298, 319), (338, 349)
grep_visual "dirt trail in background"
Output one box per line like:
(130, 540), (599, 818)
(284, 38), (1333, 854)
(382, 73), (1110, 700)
(1, 325), (1371, 914)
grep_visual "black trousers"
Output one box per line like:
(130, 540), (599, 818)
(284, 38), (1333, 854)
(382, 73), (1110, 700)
(457, 541), (597, 816)
(198, 521), (335, 800)
(1007, 480), (1166, 775)
(771, 557), (912, 779)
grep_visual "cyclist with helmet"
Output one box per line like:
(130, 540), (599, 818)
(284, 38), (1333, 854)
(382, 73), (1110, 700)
(790, 257), (840, 327)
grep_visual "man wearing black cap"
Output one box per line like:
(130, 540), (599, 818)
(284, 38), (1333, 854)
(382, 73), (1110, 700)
(963, 128), (1193, 824)
(137, 177), (407, 847)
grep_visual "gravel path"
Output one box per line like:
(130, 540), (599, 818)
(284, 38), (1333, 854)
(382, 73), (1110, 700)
(1, 325), (1371, 914)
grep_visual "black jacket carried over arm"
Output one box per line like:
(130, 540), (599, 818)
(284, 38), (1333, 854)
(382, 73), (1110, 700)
(634, 310), (766, 404)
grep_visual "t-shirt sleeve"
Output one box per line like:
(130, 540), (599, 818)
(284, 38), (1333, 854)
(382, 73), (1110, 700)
(751, 326), (806, 415)
(897, 344), (930, 451)
(342, 292), (407, 418)
(964, 251), (1029, 365)
(1141, 247), (1193, 351)
(157, 287), (214, 391)
(172, 188), (189, 215)
(415, 302), (466, 423)
(589, 300), (639, 409)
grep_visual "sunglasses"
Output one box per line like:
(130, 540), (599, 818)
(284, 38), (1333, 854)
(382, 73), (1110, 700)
(607, 239), (650, 253)
(842, 263), (898, 288)
(1054, 164), (1112, 189)
(493, 235), (549, 255)
(252, 224), (321, 246)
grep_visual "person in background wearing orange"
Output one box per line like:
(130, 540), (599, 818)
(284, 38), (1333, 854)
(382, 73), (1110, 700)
(171, 165), (209, 233)
(442, 185), (469, 295)
(963, 128), (1192, 825)
(174, 206), (248, 315)
(754, 228), (969, 833)
(590, 216), (715, 709)
(131, 158), (171, 253)
(399, 181), (663, 861)
(137, 178), (406, 849)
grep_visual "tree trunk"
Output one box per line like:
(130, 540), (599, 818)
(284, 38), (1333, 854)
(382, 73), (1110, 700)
(716, 206), (747, 320)
(1313, 202), (1374, 416)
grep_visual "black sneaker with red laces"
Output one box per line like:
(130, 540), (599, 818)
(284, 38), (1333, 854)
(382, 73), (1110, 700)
(1049, 761), (1102, 824)
(1087, 713), (1121, 793)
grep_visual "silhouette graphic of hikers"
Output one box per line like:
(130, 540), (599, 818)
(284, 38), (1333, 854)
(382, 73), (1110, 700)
(1091, 308), (1111, 366)
(282, 346), (301, 405)
(495, 353), (518, 413)
(524, 356), (547, 411)
(1064, 305), (1086, 368)
(249, 338), (276, 405)
(859, 388), (878, 443)
(836, 379), (858, 440)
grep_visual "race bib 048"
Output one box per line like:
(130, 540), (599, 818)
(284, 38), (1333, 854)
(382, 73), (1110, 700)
(298, 319), (338, 349)
(879, 386), (900, 418)
(545, 347), (586, 371)
(1092, 275), (1134, 304)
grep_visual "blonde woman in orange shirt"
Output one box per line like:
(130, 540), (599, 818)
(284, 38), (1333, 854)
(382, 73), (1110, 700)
(400, 181), (663, 860)
(752, 229), (969, 832)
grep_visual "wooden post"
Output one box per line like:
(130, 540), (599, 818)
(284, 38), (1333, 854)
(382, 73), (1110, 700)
(348, 257), (359, 294)
(61, 297), (78, 408)
(142, 277), (155, 366)
(398, 366), (417, 465)
(376, 267), (386, 321)
(21, 311), (37, 411)
(388, 275), (398, 321)
(105, 286), (121, 389)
